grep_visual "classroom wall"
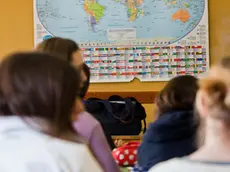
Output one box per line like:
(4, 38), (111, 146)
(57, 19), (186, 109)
(1, 0), (230, 123)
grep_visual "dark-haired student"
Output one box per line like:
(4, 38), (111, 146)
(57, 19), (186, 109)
(37, 37), (120, 172)
(135, 75), (198, 172)
(0, 52), (102, 171)
(78, 63), (116, 150)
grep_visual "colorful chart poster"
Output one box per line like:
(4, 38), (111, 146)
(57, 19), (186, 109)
(34, 0), (209, 82)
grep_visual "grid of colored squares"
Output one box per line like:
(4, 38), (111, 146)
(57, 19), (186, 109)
(82, 45), (208, 81)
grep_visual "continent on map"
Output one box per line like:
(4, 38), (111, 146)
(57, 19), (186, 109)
(164, 0), (177, 6)
(115, 0), (144, 22)
(84, 0), (105, 31)
(164, 0), (191, 23)
(172, 9), (191, 23)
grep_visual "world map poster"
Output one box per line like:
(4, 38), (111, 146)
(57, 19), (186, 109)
(34, 0), (209, 82)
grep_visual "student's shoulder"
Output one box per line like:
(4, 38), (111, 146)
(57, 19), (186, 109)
(79, 111), (100, 127)
(149, 158), (187, 172)
(47, 138), (103, 171)
(48, 136), (89, 156)
(48, 138), (91, 160)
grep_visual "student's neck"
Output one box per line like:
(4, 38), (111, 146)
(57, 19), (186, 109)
(190, 120), (230, 162)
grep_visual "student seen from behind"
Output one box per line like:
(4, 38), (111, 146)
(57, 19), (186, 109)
(0, 52), (102, 172)
(135, 75), (198, 171)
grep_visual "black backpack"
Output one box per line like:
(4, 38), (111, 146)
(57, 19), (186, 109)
(85, 95), (147, 136)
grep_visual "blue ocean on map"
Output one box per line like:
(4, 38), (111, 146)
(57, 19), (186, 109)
(36, 0), (205, 44)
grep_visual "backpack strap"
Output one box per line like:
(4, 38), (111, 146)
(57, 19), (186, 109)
(97, 100), (113, 115)
(128, 97), (147, 133)
(122, 98), (134, 122)
(109, 98), (134, 123)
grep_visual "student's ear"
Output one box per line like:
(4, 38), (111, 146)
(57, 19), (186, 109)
(71, 98), (85, 121)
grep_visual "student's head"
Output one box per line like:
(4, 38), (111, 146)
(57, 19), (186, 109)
(36, 37), (87, 88)
(79, 63), (90, 99)
(195, 57), (230, 145)
(156, 75), (198, 116)
(0, 52), (81, 137)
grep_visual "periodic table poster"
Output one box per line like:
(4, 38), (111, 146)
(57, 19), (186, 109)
(34, 0), (209, 82)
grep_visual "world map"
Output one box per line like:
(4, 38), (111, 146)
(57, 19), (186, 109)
(36, 0), (205, 45)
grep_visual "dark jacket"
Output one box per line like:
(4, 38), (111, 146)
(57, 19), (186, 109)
(137, 110), (197, 171)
